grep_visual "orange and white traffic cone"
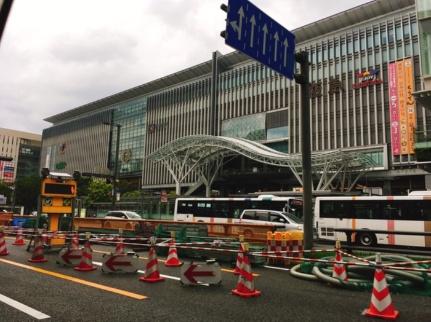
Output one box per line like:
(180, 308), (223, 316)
(140, 246), (165, 283)
(74, 236), (96, 272)
(0, 228), (9, 256)
(164, 237), (182, 267)
(332, 240), (347, 281)
(28, 235), (48, 263)
(114, 238), (125, 255)
(71, 233), (80, 250)
(362, 253), (399, 320)
(234, 236), (245, 275)
(232, 243), (261, 298)
(13, 228), (25, 246)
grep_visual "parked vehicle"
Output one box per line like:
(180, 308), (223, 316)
(239, 209), (303, 231)
(314, 194), (431, 247)
(104, 211), (142, 220)
(174, 195), (303, 222)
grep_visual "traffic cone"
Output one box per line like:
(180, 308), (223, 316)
(164, 240), (182, 267)
(232, 243), (261, 298)
(362, 253), (399, 320)
(332, 240), (347, 281)
(234, 242), (244, 275)
(74, 240), (97, 272)
(0, 229), (9, 256)
(28, 235), (48, 263)
(13, 228), (25, 246)
(114, 238), (125, 255)
(139, 246), (165, 283)
(71, 233), (80, 250)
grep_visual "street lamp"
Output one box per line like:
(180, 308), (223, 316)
(103, 121), (121, 208)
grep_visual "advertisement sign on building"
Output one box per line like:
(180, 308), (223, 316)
(404, 59), (416, 154)
(352, 69), (383, 89)
(0, 161), (14, 183)
(397, 60), (408, 155)
(389, 62), (401, 155)
(388, 58), (416, 156)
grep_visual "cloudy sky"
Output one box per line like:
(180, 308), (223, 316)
(0, 0), (370, 134)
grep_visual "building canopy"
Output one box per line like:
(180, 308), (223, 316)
(147, 135), (379, 195)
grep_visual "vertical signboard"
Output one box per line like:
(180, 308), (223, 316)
(404, 58), (416, 154)
(396, 61), (408, 155)
(388, 62), (400, 155)
(388, 58), (416, 156)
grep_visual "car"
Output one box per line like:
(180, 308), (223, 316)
(104, 211), (142, 220)
(239, 209), (303, 231)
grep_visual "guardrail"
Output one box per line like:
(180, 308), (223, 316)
(72, 218), (283, 242)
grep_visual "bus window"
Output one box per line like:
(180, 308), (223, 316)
(353, 201), (380, 219)
(320, 200), (351, 219)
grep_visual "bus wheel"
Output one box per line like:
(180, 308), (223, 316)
(357, 232), (376, 247)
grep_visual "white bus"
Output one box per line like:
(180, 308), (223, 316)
(314, 195), (431, 248)
(174, 195), (303, 223)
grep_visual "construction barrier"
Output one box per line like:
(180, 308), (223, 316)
(266, 230), (304, 266)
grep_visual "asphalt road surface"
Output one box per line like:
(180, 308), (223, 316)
(0, 238), (430, 322)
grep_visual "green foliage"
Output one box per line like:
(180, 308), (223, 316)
(121, 190), (141, 200)
(85, 178), (112, 206)
(0, 180), (12, 200)
(14, 175), (40, 213)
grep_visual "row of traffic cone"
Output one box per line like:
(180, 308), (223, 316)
(331, 240), (399, 320)
(0, 227), (401, 318)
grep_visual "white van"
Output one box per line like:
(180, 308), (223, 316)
(239, 209), (303, 231)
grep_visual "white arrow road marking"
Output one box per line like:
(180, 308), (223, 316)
(93, 261), (182, 282)
(273, 32), (279, 62)
(0, 293), (50, 320)
(262, 24), (268, 55)
(249, 15), (256, 47)
(229, 6), (244, 40)
(283, 38), (289, 67)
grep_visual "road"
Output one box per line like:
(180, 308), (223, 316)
(0, 238), (430, 322)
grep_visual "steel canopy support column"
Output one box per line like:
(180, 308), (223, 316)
(295, 51), (313, 251)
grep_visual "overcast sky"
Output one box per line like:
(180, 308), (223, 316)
(0, 0), (370, 134)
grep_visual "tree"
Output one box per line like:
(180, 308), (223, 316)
(0, 180), (12, 201)
(14, 175), (40, 213)
(85, 178), (112, 207)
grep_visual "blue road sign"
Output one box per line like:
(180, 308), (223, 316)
(224, 0), (296, 80)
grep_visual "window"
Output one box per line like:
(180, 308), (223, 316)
(320, 200), (352, 218)
(270, 213), (287, 223)
(242, 211), (255, 220)
(256, 212), (269, 221)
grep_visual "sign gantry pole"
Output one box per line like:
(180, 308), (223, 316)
(294, 52), (312, 251)
(221, 0), (313, 250)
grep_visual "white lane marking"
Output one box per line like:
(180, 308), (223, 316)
(92, 261), (181, 281)
(0, 293), (50, 320)
(263, 265), (291, 271)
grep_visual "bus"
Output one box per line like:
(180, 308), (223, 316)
(174, 195), (303, 222)
(314, 195), (431, 248)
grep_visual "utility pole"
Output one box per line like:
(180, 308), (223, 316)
(104, 121), (121, 208)
(112, 123), (121, 208)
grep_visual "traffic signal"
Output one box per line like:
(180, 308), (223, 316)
(73, 171), (81, 181)
(41, 167), (50, 178)
(220, 3), (228, 39)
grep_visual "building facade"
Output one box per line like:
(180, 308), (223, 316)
(42, 0), (431, 195)
(0, 128), (41, 183)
